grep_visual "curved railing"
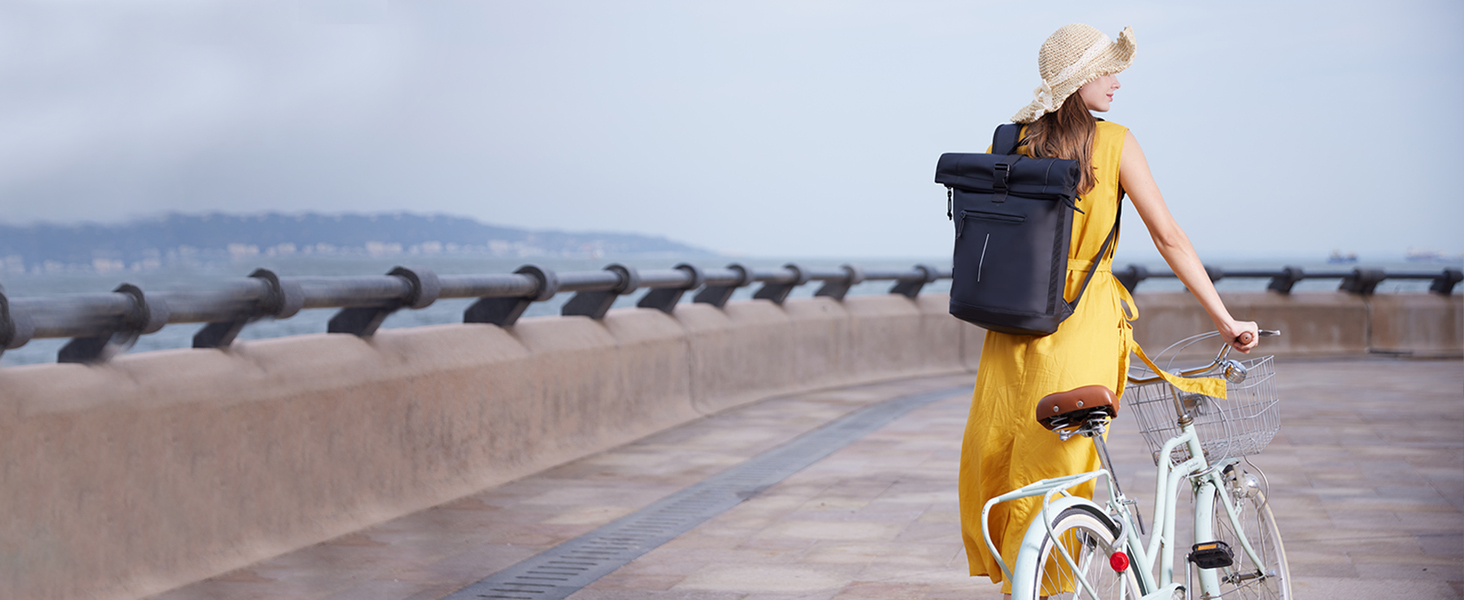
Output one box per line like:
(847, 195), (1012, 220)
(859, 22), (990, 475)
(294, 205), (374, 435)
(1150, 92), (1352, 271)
(1113, 265), (1462, 295)
(0, 263), (947, 364)
(0, 262), (1457, 365)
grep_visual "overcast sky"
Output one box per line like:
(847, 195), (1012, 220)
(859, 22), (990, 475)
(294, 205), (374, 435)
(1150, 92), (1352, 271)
(0, 0), (1459, 261)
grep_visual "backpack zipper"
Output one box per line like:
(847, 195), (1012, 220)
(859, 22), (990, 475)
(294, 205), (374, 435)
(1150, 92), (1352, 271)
(956, 210), (1026, 238)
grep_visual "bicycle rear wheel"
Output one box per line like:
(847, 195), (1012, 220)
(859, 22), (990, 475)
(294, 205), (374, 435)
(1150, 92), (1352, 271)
(1026, 505), (1143, 600)
(1210, 481), (1291, 598)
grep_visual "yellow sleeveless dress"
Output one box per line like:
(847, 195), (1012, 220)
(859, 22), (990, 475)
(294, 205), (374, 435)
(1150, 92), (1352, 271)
(957, 121), (1224, 591)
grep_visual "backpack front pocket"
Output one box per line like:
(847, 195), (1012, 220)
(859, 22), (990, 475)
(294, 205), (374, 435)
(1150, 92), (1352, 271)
(955, 210), (1026, 238)
(951, 202), (1064, 316)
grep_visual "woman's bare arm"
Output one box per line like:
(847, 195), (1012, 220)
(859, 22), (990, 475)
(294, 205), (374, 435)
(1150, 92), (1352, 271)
(1119, 130), (1259, 353)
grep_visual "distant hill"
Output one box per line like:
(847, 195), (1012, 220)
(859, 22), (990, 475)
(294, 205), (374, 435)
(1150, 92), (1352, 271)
(0, 212), (716, 274)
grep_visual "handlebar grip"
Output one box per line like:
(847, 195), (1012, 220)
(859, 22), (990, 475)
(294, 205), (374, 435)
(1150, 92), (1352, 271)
(1238, 331), (1254, 345)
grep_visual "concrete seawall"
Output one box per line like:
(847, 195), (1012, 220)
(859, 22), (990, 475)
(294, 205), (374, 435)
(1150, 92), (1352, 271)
(0, 291), (1457, 600)
(1131, 290), (1463, 358)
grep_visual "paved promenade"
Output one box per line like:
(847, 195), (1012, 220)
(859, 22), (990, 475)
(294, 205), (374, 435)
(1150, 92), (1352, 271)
(154, 357), (1463, 600)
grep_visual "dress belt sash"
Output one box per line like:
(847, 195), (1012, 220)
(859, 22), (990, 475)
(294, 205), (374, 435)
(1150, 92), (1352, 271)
(1066, 258), (1111, 273)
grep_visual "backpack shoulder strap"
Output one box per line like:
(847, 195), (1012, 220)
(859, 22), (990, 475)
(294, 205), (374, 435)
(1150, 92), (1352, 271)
(991, 123), (1023, 155)
(1067, 202), (1123, 311)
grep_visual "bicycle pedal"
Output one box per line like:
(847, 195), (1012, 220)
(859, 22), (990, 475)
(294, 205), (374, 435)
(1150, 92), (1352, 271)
(1187, 541), (1234, 569)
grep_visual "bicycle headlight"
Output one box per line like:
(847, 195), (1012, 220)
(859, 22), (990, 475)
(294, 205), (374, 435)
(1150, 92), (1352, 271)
(1224, 466), (1263, 499)
(1240, 473), (1262, 498)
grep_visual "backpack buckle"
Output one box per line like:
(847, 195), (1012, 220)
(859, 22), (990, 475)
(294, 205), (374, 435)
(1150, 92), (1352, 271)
(993, 163), (1011, 189)
(993, 162), (1011, 203)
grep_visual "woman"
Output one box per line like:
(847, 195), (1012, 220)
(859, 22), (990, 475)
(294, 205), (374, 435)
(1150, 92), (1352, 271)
(956, 24), (1260, 594)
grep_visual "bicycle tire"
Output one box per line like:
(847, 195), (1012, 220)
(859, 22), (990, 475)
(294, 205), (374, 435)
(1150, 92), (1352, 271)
(1024, 505), (1144, 600)
(1209, 485), (1291, 599)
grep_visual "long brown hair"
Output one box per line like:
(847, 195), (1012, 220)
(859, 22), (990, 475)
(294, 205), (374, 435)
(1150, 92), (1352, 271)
(1022, 94), (1097, 196)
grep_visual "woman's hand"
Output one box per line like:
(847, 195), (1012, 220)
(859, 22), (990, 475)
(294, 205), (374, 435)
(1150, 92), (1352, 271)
(1217, 319), (1260, 354)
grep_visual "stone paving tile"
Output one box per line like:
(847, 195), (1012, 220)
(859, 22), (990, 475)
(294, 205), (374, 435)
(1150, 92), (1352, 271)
(150, 375), (972, 600)
(1293, 577), (1461, 598)
(152, 358), (1463, 600)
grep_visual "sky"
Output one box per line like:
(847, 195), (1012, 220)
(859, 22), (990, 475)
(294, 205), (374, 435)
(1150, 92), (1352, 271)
(0, 0), (1460, 261)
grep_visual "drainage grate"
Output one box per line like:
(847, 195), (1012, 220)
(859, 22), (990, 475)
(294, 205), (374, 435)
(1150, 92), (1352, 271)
(442, 384), (970, 600)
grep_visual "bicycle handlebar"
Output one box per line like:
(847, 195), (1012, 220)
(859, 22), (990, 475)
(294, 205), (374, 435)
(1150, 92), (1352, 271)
(1238, 329), (1281, 346)
(1127, 329), (1280, 385)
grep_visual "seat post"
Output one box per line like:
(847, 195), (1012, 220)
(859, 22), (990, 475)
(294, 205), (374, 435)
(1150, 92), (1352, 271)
(1087, 421), (1126, 500)
(1089, 421), (1118, 482)
(1088, 422), (1145, 534)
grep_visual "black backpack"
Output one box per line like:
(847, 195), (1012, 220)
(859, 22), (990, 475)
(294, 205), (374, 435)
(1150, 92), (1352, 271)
(934, 123), (1119, 336)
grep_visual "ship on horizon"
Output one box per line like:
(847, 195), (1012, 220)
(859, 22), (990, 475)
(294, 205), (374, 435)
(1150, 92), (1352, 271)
(1405, 247), (1464, 263)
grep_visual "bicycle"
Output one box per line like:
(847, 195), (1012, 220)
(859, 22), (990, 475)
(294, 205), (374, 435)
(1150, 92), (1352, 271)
(980, 330), (1290, 599)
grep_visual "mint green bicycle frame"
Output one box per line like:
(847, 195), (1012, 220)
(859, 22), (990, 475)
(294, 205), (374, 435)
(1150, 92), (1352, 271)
(982, 339), (1280, 600)
(984, 424), (1269, 599)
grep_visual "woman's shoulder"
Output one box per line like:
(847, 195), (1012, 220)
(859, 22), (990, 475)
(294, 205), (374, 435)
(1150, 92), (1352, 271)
(1095, 120), (1129, 135)
(1095, 120), (1131, 151)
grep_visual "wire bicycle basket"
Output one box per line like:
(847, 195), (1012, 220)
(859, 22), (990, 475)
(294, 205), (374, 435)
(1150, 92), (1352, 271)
(1126, 352), (1280, 466)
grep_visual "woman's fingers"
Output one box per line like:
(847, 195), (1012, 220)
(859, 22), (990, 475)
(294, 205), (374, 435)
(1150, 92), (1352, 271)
(1231, 322), (1260, 353)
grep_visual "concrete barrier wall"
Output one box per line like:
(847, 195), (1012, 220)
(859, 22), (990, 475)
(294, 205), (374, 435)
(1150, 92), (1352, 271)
(1367, 293), (1464, 357)
(0, 290), (1456, 600)
(0, 294), (983, 600)
(1133, 292), (1371, 357)
(1131, 291), (1463, 358)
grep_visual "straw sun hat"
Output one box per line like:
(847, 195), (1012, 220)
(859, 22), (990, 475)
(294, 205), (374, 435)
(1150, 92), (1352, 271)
(1011, 24), (1136, 124)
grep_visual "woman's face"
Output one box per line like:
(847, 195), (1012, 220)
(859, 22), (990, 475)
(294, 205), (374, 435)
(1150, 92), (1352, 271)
(1077, 74), (1120, 112)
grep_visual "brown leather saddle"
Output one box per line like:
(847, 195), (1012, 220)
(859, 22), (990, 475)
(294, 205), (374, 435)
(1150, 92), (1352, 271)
(1035, 384), (1119, 431)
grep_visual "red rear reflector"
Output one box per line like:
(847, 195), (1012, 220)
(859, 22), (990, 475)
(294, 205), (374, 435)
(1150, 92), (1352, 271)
(1110, 551), (1130, 572)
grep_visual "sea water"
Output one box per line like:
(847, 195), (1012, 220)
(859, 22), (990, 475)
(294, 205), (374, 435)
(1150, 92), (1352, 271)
(0, 255), (1454, 367)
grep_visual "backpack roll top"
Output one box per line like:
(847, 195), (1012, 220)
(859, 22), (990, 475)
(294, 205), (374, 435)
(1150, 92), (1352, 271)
(934, 152), (1081, 205)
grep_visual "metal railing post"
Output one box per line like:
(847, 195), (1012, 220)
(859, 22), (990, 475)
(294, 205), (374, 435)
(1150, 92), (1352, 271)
(58, 284), (171, 364)
(637, 263), (703, 314)
(193, 269), (305, 349)
(1267, 266), (1305, 294)
(814, 265), (864, 301)
(1339, 268), (1386, 295)
(890, 264), (937, 298)
(1432, 268), (1463, 295)
(328, 267), (440, 337)
(0, 287), (34, 362)
(562, 264), (641, 320)
(753, 264), (808, 305)
(464, 265), (557, 327)
(1204, 264), (1224, 283)
(694, 263), (751, 308)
